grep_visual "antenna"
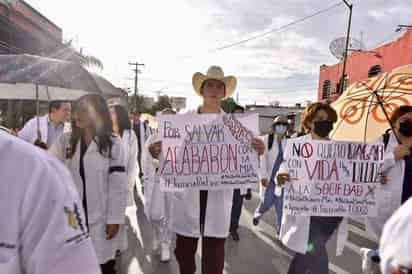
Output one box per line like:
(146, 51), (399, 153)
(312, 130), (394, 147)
(329, 37), (365, 60)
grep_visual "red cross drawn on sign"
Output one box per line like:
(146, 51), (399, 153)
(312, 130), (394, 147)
(365, 185), (376, 198)
(301, 143), (313, 158)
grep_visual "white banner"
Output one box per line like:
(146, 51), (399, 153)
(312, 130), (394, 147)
(282, 140), (384, 217)
(158, 113), (259, 191)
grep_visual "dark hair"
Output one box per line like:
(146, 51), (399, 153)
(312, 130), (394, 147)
(69, 94), (114, 158)
(390, 105), (412, 124)
(232, 104), (245, 113)
(112, 105), (131, 137)
(302, 102), (337, 132)
(49, 100), (68, 113)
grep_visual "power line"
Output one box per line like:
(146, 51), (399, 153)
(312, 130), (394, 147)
(211, 2), (344, 52)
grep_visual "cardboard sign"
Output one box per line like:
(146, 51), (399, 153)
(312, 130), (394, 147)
(282, 140), (384, 217)
(158, 113), (259, 191)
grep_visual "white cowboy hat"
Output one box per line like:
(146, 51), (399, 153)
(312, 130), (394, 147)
(192, 66), (237, 98)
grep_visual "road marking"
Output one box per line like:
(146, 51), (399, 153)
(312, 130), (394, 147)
(329, 263), (351, 274)
(348, 224), (378, 243)
(344, 240), (361, 255)
(242, 209), (292, 258)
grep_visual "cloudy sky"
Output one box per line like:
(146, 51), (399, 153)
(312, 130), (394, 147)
(30, 0), (411, 107)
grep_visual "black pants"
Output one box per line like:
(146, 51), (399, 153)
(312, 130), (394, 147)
(101, 260), (116, 274)
(287, 216), (342, 274)
(229, 189), (244, 233)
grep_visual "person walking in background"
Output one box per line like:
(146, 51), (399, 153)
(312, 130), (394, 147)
(142, 108), (176, 263)
(19, 100), (71, 149)
(110, 104), (138, 208)
(253, 115), (288, 234)
(109, 104), (138, 253)
(50, 94), (128, 274)
(228, 104), (252, 241)
(277, 103), (347, 274)
(132, 110), (151, 192)
(148, 66), (265, 274)
(0, 130), (101, 274)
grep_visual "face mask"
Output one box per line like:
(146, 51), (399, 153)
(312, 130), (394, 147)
(313, 120), (333, 137)
(399, 121), (412, 137)
(275, 125), (287, 135)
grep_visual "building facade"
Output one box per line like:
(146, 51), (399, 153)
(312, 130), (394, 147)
(0, 0), (63, 55)
(318, 29), (412, 102)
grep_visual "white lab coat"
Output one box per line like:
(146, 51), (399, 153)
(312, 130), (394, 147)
(259, 133), (287, 198)
(365, 132), (405, 239)
(120, 130), (139, 207)
(0, 131), (100, 274)
(277, 134), (348, 255)
(50, 132), (128, 264)
(379, 196), (412, 274)
(156, 109), (235, 238)
(18, 114), (69, 145)
(142, 134), (169, 221)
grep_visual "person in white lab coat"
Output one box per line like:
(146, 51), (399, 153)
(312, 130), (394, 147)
(132, 111), (151, 184)
(277, 103), (347, 274)
(379, 197), (412, 274)
(19, 100), (71, 148)
(0, 130), (100, 274)
(109, 104), (138, 208)
(109, 104), (138, 254)
(252, 115), (288, 234)
(50, 94), (128, 274)
(142, 108), (176, 263)
(361, 105), (412, 274)
(148, 66), (265, 274)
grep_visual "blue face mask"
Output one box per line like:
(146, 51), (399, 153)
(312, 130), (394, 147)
(275, 125), (287, 135)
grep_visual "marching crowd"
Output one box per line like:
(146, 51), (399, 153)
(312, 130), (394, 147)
(1, 66), (412, 274)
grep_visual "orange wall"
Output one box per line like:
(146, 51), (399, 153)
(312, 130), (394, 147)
(318, 29), (412, 102)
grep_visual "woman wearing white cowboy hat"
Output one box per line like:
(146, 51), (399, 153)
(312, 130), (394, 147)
(148, 66), (265, 274)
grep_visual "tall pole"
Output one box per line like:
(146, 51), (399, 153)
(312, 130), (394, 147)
(128, 62), (144, 112)
(339, 0), (353, 94)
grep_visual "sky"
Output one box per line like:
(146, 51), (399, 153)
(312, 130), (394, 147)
(29, 0), (412, 108)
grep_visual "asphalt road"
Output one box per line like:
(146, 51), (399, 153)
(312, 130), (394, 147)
(117, 190), (378, 274)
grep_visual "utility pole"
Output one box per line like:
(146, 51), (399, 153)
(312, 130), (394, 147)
(339, 0), (353, 94)
(128, 62), (144, 112)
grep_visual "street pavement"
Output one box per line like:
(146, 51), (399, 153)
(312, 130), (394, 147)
(118, 190), (378, 274)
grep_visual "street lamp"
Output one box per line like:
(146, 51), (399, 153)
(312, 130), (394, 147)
(339, 0), (353, 94)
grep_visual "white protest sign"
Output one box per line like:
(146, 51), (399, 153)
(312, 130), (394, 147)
(158, 113), (259, 191)
(282, 140), (384, 217)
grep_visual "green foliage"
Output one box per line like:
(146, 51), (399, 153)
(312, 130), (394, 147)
(128, 95), (172, 115)
(220, 97), (237, 113)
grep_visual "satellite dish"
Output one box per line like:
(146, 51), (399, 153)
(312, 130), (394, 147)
(329, 37), (365, 60)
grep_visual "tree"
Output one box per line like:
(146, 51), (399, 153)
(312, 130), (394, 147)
(220, 97), (238, 113)
(151, 96), (172, 114)
(59, 40), (104, 70)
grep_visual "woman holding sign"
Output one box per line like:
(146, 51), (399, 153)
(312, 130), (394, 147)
(148, 66), (264, 274)
(277, 103), (346, 274)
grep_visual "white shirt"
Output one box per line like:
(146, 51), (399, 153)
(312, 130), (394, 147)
(0, 131), (100, 274)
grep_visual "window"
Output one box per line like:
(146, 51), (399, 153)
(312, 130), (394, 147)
(343, 74), (349, 91)
(322, 80), (331, 99)
(368, 65), (382, 78)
